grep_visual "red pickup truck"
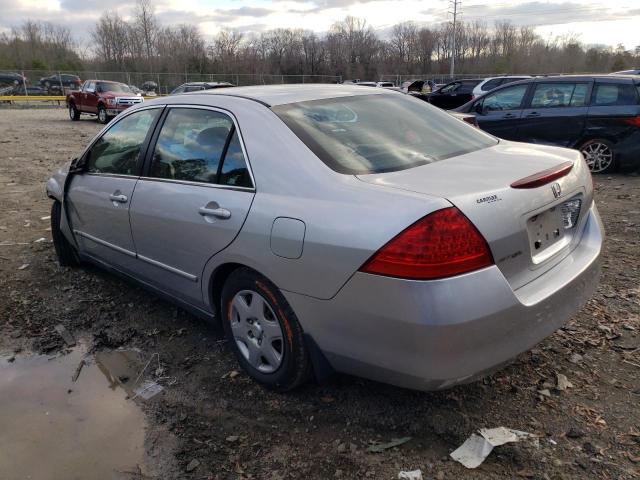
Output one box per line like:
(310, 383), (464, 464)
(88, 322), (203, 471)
(67, 80), (144, 124)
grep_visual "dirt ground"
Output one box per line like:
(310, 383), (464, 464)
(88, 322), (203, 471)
(1, 108), (639, 480)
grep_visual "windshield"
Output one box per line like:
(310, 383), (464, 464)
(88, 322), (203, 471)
(97, 82), (132, 93)
(273, 93), (498, 174)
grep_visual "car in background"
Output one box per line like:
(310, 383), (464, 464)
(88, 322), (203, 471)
(472, 76), (532, 98)
(141, 81), (159, 95)
(427, 79), (483, 109)
(455, 75), (640, 172)
(610, 69), (640, 75)
(376, 81), (395, 88)
(402, 79), (438, 100)
(47, 85), (601, 392)
(0, 72), (27, 86)
(39, 74), (82, 92)
(67, 80), (143, 124)
(170, 82), (234, 94)
(354, 81), (378, 87)
(11, 85), (47, 96)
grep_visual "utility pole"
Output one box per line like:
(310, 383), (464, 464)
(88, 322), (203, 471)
(449, 0), (461, 78)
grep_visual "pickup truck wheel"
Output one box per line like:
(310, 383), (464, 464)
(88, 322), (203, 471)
(69, 103), (80, 121)
(97, 106), (109, 124)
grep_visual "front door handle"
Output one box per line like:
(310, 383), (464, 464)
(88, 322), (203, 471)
(503, 113), (518, 119)
(109, 193), (128, 203)
(199, 206), (231, 219)
(526, 112), (541, 117)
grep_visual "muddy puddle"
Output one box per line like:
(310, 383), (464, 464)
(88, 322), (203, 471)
(0, 346), (156, 480)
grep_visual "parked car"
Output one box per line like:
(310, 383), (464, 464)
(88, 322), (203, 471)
(0, 72), (27, 86)
(141, 81), (159, 95)
(354, 81), (377, 87)
(456, 75), (640, 172)
(47, 85), (602, 392)
(427, 79), (483, 109)
(402, 79), (437, 100)
(170, 82), (234, 94)
(472, 76), (532, 98)
(12, 85), (47, 96)
(376, 81), (395, 88)
(67, 80), (144, 124)
(610, 69), (640, 75)
(39, 74), (82, 91)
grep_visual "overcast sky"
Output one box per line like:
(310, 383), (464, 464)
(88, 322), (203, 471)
(1, 0), (639, 49)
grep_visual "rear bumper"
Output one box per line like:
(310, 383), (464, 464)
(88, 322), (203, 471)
(284, 203), (603, 391)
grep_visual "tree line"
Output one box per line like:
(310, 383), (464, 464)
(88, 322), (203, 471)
(1, 0), (638, 80)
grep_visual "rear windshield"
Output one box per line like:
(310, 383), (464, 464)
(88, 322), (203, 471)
(273, 93), (498, 174)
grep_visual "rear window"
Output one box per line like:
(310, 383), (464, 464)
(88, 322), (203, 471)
(593, 83), (638, 106)
(273, 94), (498, 175)
(481, 79), (503, 91)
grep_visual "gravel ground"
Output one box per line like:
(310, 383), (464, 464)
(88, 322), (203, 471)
(1, 108), (639, 479)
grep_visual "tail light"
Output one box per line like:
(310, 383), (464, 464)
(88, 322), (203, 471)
(359, 207), (494, 280)
(622, 116), (640, 127)
(510, 161), (574, 189)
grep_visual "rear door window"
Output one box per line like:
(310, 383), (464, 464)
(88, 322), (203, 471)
(149, 108), (253, 187)
(530, 83), (588, 108)
(593, 83), (638, 106)
(482, 84), (528, 111)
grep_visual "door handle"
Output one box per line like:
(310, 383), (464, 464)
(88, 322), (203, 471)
(503, 113), (517, 118)
(526, 112), (541, 117)
(199, 206), (231, 219)
(109, 193), (128, 203)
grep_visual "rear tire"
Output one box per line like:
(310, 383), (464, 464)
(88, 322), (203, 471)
(51, 201), (79, 267)
(97, 105), (109, 124)
(69, 103), (80, 121)
(580, 139), (616, 173)
(221, 268), (311, 391)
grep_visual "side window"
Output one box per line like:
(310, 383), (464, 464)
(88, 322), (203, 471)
(184, 86), (205, 92)
(440, 82), (459, 94)
(483, 84), (528, 111)
(481, 79), (502, 91)
(593, 83), (638, 106)
(86, 109), (160, 175)
(219, 130), (252, 188)
(85, 81), (95, 92)
(149, 108), (233, 184)
(530, 83), (588, 108)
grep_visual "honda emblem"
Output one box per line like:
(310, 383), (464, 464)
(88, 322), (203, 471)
(551, 182), (562, 198)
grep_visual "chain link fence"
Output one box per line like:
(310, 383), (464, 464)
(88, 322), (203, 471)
(6, 70), (343, 95)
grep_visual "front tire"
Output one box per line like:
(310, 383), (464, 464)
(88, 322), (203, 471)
(97, 105), (109, 124)
(69, 103), (80, 121)
(221, 268), (311, 391)
(51, 201), (79, 267)
(580, 139), (616, 173)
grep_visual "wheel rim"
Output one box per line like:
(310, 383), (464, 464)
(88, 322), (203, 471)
(230, 290), (284, 374)
(581, 142), (613, 173)
(99, 109), (106, 123)
(69, 106), (75, 119)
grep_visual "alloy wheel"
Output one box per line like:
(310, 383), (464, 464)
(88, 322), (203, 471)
(581, 142), (613, 173)
(98, 108), (107, 123)
(230, 290), (284, 374)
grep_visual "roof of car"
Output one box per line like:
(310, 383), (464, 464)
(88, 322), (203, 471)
(196, 84), (391, 106)
(183, 81), (234, 86)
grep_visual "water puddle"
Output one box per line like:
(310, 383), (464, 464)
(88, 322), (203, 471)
(0, 346), (153, 480)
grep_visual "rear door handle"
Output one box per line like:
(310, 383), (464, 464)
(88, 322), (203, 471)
(503, 113), (518, 119)
(199, 206), (231, 219)
(109, 193), (128, 203)
(526, 112), (541, 117)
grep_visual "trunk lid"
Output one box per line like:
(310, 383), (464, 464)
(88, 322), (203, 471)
(356, 141), (593, 290)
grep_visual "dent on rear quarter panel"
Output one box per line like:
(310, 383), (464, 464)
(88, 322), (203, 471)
(198, 97), (451, 302)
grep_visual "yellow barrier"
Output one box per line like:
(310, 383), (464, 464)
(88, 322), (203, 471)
(0, 95), (66, 101)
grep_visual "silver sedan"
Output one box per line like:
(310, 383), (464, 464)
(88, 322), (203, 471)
(47, 85), (603, 391)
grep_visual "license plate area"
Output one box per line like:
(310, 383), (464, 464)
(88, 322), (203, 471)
(527, 206), (570, 264)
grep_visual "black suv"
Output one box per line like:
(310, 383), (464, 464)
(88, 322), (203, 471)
(39, 74), (82, 91)
(456, 75), (640, 172)
(427, 79), (482, 109)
